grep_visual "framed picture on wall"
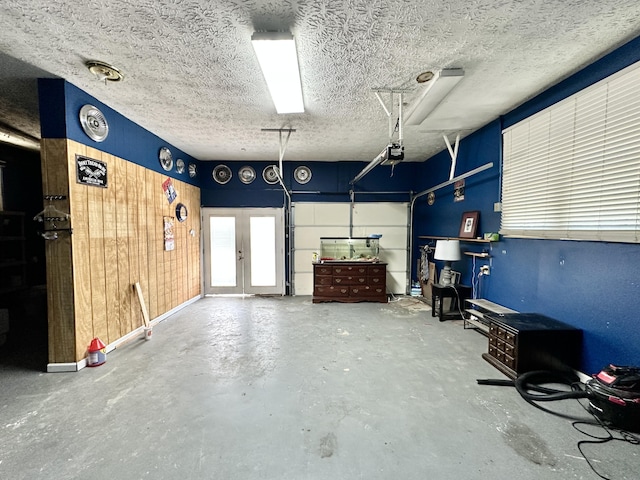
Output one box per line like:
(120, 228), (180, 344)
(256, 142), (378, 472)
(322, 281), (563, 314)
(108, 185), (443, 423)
(459, 211), (480, 238)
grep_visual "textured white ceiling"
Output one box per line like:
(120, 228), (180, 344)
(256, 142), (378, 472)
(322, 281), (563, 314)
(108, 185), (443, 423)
(1, 0), (640, 162)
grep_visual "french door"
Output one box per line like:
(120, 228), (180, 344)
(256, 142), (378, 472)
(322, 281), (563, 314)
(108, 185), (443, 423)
(202, 208), (284, 295)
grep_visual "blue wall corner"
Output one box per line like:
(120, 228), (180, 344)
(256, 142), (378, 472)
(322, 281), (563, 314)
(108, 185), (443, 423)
(38, 79), (203, 187)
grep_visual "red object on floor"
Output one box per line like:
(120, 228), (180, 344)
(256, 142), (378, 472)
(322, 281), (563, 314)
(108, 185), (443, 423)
(87, 337), (106, 367)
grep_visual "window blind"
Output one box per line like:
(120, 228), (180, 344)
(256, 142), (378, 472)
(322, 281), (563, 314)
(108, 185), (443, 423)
(501, 61), (640, 243)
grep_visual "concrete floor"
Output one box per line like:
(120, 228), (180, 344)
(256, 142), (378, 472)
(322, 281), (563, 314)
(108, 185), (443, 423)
(0, 296), (637, 479)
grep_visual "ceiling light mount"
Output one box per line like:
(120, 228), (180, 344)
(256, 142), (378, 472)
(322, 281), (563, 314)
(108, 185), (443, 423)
(416, 71), (435, 83)
(85, 60), (124, 83)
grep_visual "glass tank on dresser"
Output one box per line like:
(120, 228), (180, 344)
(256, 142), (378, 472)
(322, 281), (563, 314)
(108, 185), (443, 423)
(319, 237), (380, 262)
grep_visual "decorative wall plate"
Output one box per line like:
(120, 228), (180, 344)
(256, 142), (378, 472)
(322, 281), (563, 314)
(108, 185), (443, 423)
(159, 147), (173, 171)
(262, 165), (280, 185)
(176, 203), (188, 222)
(188, 163), (197, 178)
(239, 166), (256, 184)
(294, 165), (312, 184)
(176, 158), (185, 174)
(213, 164), (232, 184)
(79, 104), (109, 142)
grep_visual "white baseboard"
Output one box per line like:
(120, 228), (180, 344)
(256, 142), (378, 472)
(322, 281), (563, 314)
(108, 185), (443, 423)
(46, 294), (202, 373)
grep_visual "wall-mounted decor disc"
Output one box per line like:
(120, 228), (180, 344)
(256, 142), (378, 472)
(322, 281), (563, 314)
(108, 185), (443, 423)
(79, 104), (109, 142)
(188, 163), (197, 178)
(239, 166), (256, 184)
(294, 166), (312, 184)
(262, 165), (280, 185)
(176, 203), (188, 222)
(159, 147), (173, 171)
(176, 158), (185, 174)
(213, 164), (232, 184)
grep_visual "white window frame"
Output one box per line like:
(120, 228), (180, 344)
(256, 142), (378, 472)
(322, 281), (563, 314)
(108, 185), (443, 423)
(501, 60), (640, 243)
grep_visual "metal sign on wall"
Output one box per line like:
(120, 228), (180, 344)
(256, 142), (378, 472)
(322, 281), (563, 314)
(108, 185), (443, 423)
(76, 154), (108, 188)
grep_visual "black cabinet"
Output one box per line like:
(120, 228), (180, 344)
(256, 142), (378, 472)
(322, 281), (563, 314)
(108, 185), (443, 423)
(482, 313), (582, 379)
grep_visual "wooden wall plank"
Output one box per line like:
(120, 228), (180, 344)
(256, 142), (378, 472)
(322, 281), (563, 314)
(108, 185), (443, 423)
(155, 173), (167, 315)
(100, 151), (119, 344)
(42, 139), (76, 363)
(68, 143), (95, 360)
(190, 186), (202, 298)
(85, 147), (108, 345)
(145, 169), (159, 319)
(42, 140), (202, 363)
(126, 160), (141, 331)
(136, 164), (149, 327)
(114, 156), (131, 339)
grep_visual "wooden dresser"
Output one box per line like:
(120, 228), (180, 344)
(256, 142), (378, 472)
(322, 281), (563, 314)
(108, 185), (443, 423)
(312, 262), (387, 303)
(482, 313), (582, 379)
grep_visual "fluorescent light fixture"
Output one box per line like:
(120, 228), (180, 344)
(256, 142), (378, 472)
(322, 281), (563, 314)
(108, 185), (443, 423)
(404, 69), (464, 126)
(251, 31), (304, 114)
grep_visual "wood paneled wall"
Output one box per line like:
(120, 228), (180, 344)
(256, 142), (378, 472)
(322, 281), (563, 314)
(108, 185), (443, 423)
(41, 139), (201, 363)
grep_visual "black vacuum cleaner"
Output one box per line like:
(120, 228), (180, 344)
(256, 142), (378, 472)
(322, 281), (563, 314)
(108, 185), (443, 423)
(586, 364), (640, 432)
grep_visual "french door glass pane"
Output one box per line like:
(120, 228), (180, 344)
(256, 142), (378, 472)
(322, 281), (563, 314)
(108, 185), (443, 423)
(250, 216), (276, 287)
(210, 217), (236, 287)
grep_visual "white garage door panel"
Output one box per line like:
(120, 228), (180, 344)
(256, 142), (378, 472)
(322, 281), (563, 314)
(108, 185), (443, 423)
(293, 202), (408, 296)
(294, 226), (350, 248)
(294, 249), (316, 273)
(296, 272), (314, 296)
(386, 271), (405, 294)
(352, 203), (408, 225)
(350, 227), (407, 245)
(382, 249), (408, 272)
(295, 203), (351, 225)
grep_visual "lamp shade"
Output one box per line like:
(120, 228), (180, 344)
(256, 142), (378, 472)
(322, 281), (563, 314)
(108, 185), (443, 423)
(434, 240), (461, 261)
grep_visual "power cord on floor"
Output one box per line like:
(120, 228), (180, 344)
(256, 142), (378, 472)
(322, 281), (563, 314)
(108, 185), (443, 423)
(448, 284), (468, 320)
(478, 371), (640, 480)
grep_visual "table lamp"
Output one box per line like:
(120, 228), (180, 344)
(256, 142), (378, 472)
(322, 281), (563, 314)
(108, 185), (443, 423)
(434, 239), (461, 286)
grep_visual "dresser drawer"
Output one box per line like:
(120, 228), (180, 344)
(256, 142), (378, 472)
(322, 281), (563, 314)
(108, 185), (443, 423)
(334, 275), (367, 285)
(314, 275), (333, 286)
(351, 285), (386, 296)
(333, 265), (367, 275)
(503, 353), (516, 370)
(315, 265), (332, 276)
(504, 343), (515, 357)
(368, 265), (386, 276)
(504, 330), (516, 345)
(314, 285), (350, 297)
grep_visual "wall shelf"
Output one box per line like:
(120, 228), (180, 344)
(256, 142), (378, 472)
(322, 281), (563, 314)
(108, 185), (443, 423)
(464, 252), (490, 258)
(418, 235), (492, 244)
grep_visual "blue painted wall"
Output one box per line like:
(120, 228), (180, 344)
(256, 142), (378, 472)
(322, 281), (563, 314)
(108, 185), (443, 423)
(200, 160), (418, 207)
(38, 79), (201, 187)
(413, 34), (640, 374)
